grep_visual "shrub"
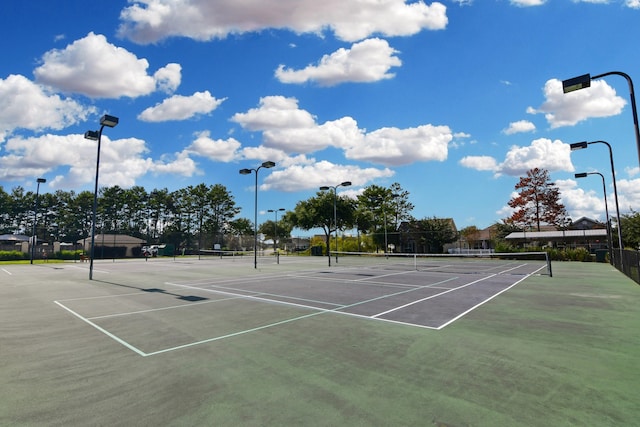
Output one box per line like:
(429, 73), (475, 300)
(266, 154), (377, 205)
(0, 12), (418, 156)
(0, 250), (29, 261)
(54, 250), (84, 260)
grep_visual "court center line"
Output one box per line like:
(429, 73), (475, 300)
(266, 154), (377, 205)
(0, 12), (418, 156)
(372, 273), (499, 318)
(435, 269), (542, 330)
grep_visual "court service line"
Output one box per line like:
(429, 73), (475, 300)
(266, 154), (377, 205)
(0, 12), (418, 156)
(54, 300), (147, 357)
(147, 276), (462, 356)
(170, 275), (461, 319)
(86, 296), (244, 320)
(285, 273), (423, 289)
(203, 283), (346, 308)
(436, 265), (546, 330)
(144, 309), (331, 357)
(1, 267), (11, 275)
(372, 273), (499, 318)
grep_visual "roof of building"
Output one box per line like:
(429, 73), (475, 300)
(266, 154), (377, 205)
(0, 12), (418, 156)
(0, 234), (30, 242)
(506, 229), (608, 239)
(75, 234), (146, 244)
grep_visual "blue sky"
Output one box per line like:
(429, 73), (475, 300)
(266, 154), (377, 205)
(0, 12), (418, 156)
(1, 0), (639, 232)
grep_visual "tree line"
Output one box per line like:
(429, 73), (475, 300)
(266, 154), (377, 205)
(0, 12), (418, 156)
(0, 181), (465, 254)
(8, 167), (631, 255)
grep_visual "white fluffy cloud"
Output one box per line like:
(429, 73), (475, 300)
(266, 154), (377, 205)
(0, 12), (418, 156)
(34, 32), (181, 98)
(510, 0), (546, 6)
(347, 125), (452, 166)
(183, 131), (241, 162)
(138, 91), (226, 122)
(459, 155), (498, 171)
(0, 74), (93, 141)
(502, 120), (536, 135)
(0, 133), (198, 187)
(461, 138), (574, 176)
(261, 160), (394, 192)
(275, 38), (402, 86)
(232, 95), (452, 166)
(118, 0), (448, 44)
(528, 78), (626, 128)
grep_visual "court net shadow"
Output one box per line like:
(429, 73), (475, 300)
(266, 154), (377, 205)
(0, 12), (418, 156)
(93, 280), (209, 302)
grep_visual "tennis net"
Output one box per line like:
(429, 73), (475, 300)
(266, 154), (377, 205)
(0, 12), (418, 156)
(331, 251), (552, 276)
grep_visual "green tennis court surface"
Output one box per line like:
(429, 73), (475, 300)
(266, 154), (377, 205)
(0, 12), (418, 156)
(2, 257), (639, 425)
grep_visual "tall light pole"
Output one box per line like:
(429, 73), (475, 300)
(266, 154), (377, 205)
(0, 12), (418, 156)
(268, 208), (285, 264)
(240, 161), (276, 269)
(267, 208), (285, 251)
(373, 193), (399, 256)
(85, 114), (119, 280)
(575, 172), (612, 264)
(563, 71), (640, 167)
(320, 181), (351, 266)
(570, 140), (623, 267)
(30, 177), (46, 264)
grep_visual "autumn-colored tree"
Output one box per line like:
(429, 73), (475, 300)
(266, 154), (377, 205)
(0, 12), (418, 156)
(507, 168), (567, 231)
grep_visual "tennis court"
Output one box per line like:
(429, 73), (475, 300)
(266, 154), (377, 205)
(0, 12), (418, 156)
(52, 253), (549, 357)
(2, 256), (639, 426)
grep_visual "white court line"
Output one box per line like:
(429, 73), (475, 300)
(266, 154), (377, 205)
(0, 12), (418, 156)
(285, 273), (422, 289)
(54, 300), (147, 357)
(66, 265), (111, 274)
(372, 274), (498, 318)
(435, 264), (547, 330)
(203, 283), (345, 308)
(1, 268), (11, 275)
(86, 296), (243, 320)
(372, 263), (539, 320)
(146, 276), (463, 356)
(57, 264), (540, 357)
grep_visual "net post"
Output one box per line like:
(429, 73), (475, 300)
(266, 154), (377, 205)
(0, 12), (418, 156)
(414, 253), (417, 271)
(545, 251), (553, 277)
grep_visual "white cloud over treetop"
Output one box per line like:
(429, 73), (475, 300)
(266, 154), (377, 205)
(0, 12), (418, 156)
(261, 160), (394, 192)
(117, 0), (448, 44)
(0, 133), (198, 187)
(34, 32), (181, 99)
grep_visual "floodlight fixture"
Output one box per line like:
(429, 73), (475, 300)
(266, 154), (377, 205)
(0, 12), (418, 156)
(84, 130), (99, 141)
(100, 114), (119, 128)
(239, 168), (252, 175)
(562, 70), (639, 167)
(569, 141), (588, 151)
(574, 172), (588, 178)
(562, 73), (591, 93)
